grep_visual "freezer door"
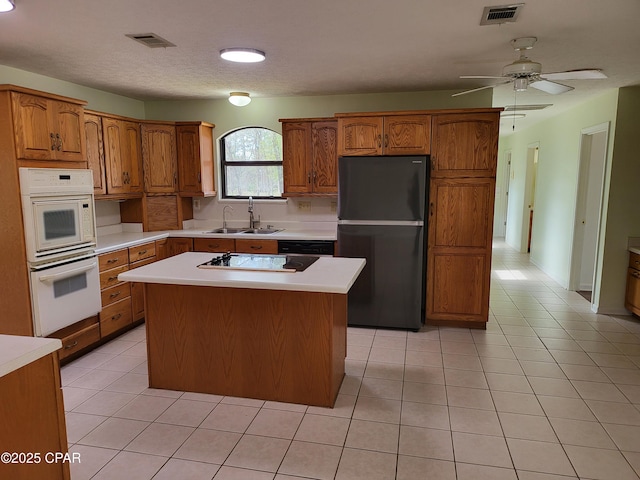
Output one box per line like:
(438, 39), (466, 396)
(338, 156), (427, 221)
(338, 224), (424, 330)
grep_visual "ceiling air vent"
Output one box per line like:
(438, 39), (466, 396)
(125, 33), (176, 48)
(480, 4), (524, 25)
(504, 104), (552, 111)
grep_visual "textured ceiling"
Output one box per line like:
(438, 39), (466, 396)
(1, 0), (639, 131)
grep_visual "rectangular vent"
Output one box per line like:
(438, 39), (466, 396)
(480, 4), (524, 25)
(126, 33), (176, 48)
(504, 104), (552, 111)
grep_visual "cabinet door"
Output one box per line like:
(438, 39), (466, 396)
(384, 115), (431, 155)
(426, 177), (495, 325)
(11, 92), (55, 160)
(177, 124), (215, 196)
(84, 113), (106, 195)
(193, 237), (236, 253)
(142, 124), (178, 193)
(165, 237), (194, 257)
(626, 268), (640, 316)
(312, 121), (338, 194)
(50, 100), (85, 161)
(282, 122), (312, 194)
(235, 239), (278, 254)
(102, 118), (127, 194)
(122, 121), (143, 193)
(431, 113), (499, 177)
(337, 116), (383, 156)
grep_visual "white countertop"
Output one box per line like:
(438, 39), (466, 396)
(0, 335), (62, 378)
(631, 247), (640, 255)
(119, 252), (365, 294)
(96, 226), (337, 255)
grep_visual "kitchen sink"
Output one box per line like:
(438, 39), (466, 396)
(241, 228), (282, 234)
(208, 227), (247, 234)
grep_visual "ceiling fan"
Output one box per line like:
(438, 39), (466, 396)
(453, 37), (606, 97)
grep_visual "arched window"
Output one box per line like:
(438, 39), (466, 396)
(220, 127), (283, 199)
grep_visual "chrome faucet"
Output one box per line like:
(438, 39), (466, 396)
(248, 196), (260, 229)
(222, 205), (233, 230)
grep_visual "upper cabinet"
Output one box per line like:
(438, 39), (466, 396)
(431, 112), (499, 177)
(176, 122), (216, 197)
(337, 114), (430, 157)
(11, 91), (86, 162)
(142, 122), (178, 193)
(102, 117), (143, 196)
(84, 113), (106, 195)
(281, 118), (338, 196)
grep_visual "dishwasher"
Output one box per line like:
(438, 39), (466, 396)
(277, 240), (335, 256)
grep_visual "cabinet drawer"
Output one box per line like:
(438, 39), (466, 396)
(194, 237), (235, 253)
(100, 297), (133, 337)
(99, 249), (128, 271)
(630, 252), (640, 270)
(58, 323), (101, 360)
(129, 242), (156, 262)
(101, 282), (131, 307)
(130, 256), (156, 270)
(99, 264), (129, 289)
(235, 239), (278, 254)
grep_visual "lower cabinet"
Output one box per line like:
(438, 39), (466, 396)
(193, 237), (235, 253)
(626, 252), (640, 317)
(235, 239), (278, 254)
(49, 316), (101, 361)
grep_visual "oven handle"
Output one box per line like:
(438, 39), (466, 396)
(38, 262), (98, 284)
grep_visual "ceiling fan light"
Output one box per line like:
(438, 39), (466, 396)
(228, 92), (251, 106)
(220, 48), (265, 63)
(514, 77), (529, 91)
(0, 0), (15, 12)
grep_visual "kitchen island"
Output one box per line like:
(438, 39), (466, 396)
(119, 252), (365, 407)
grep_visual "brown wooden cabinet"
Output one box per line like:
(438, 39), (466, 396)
(431, 112), (499, 177)
(128, 242), (157, 322)
(176, 122), (216, 197)
(84, 113), (107, 195)
(10, 90), (86, 162)
(425, 111), (500, 328)
(336, 114), (430, 157)
(165, 237), (194, 257)
(281, 118), (338, 196)
(102, 117), (144, 195)
(625, 252), (640, 317)
(142, 122), (178, 193)
(193, 237), (236, 253)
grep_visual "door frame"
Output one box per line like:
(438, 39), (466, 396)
(521, 142), (539, 253)
(568, 122), (610, 307)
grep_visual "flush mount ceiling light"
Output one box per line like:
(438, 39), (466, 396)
(0, 0), (15, 12)
(228, 92), (251, 107)
(220, 48), (265, 63)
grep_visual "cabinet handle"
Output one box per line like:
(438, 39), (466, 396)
(50, 133), (56, 150)
(307, 173), (311, 184)
(384, 134), (388, 148)
(111, 313), (122, 321)
(137, 250), (147, 255)
(431, 159), (436, 170)
(64, 341), (78, 350)
(209, 244), (220, 249)
(108, 276), (119, 282)
(197, 172), (201, 182)
(377, 134), (382, 148)
(250, 245), (263, 250)
(633, 271), (640, 279)
(107, 258), (119, 264)
(109, 291), (122, 299)
(56, 133), (62, 151)
(429, 202), (434, 217)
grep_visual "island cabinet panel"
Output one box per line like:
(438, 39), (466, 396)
(142, 123), (178, 193)
(0, 352), (70, 480)
(144, 283), (346, 407)
(11, 91), (86, 163)
(176, 122), (216, 197)
(431, 112), (499, 177)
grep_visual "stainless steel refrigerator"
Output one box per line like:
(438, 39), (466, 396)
(337, 155), (427, 330)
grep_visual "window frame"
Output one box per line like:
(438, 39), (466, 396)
(220, 127), (284, 200)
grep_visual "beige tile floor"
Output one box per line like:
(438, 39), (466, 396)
(62, 240), (640, 479)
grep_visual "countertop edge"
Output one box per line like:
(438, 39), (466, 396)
(0, 335), (62, 378)
(630, 247), (640, 255)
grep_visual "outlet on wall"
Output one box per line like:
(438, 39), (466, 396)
(193, 199), (201, 210)
(298, 201), (311, 212)
(330, 201), (337, 212)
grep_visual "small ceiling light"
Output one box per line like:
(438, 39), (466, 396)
(0, 0), (15, 12)
(220, 48), (266, 63)
(514, 77), (529, 92)
(228, 92), (251, 107)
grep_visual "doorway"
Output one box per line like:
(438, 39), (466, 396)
(570, 123), (609, 303)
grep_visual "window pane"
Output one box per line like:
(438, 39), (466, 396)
(224, 128), (282, 162)
(225, 165), (284, 197)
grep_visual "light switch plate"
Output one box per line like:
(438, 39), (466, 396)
(298, 201), (311, 212)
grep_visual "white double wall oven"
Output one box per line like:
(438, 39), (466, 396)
(20, 168), (101, 337)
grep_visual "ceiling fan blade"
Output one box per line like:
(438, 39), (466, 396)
(452, 80), (512, 97)
(541, 69), (607, 81)
(460, 75), (507, 79)
(530, 79), (574, 94)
